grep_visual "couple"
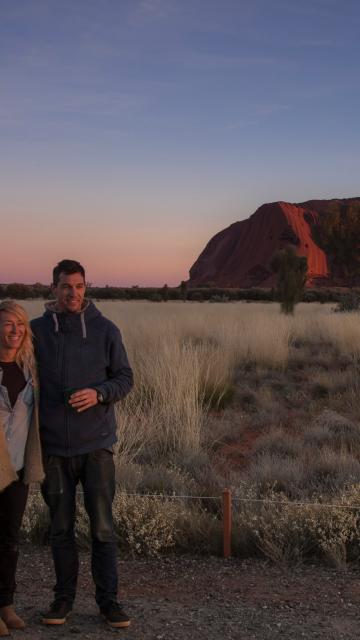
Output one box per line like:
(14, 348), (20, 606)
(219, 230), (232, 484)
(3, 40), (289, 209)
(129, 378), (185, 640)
(0, 259), (134, 636)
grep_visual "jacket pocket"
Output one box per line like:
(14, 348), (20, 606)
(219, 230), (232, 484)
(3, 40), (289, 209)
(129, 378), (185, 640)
(88, 448), (114, 462)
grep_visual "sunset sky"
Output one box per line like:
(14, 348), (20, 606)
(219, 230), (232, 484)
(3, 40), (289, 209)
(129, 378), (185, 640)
(1, 0), (360, 286)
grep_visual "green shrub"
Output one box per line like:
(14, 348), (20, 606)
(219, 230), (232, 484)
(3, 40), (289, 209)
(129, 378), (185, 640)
(334, 293), (360, 313)
(271, 248), (308, 314)
(209, 294), (230, 303)
(188, 291), (204, 302)
(149, 293), (163, 302)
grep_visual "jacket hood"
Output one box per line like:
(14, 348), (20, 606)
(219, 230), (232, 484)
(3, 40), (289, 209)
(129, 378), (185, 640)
(43, 299), (101, 338)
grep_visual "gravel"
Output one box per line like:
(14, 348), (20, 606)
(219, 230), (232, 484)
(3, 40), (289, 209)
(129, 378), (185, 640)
(14, 546), (360, 639)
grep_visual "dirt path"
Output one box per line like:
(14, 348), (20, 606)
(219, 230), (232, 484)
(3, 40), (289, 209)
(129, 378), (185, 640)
(15, 546), (360, 639)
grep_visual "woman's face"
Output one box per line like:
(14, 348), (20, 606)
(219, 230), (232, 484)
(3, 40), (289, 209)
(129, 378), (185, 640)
(0, 311), (26, 357)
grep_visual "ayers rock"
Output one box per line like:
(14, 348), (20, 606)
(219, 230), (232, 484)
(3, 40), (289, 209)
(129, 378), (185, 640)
(188, 198), (360, 288)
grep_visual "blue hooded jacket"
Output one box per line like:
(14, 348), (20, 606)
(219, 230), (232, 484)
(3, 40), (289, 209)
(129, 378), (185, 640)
(31, 300), (133, 456)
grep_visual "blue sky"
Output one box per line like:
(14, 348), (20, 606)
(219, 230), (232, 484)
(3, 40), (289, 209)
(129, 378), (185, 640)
(1, 0), (359, 285)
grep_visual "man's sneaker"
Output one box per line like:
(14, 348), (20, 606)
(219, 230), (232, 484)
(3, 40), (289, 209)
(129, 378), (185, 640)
(100, 602), (130, 628)
(42, 599), (72, 625)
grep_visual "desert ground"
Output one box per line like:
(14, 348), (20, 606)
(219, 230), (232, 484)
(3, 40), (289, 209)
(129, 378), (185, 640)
(15, 546), (360, 639)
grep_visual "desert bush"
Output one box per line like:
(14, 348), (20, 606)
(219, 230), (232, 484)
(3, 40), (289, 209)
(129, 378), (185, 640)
(188, 291), (204, 302)
(236, 496), (315, 563)
(237, 389), (258, 411)
(173, 504), (222, 554)
(309, 369), (349, 393)
(334, 293), (360, 313)
(346, 364), (360, 417)
(72, 501), (92, 549)
(209, 294), (230, 303)
(22, 490), (90, 548)
(304, 411), (360, 453)
(22, 491), (50, 543)
(304, 425), (344, 451)
(251, 429), (301, 460)
(249, 386), (289, 429)
(148, 293), (162, 302)
(115, 460), (143, 492)
(201, 410), (247, 451)
(311, 383), (329, 399)
(113, 493), (182, 556)
(246, 454), (306, 498)
(23, 489), (181, 555)
(135, 463), (197, 496)
(245, 435), (360, 502)
(304, 449), (360, 494)
(236, 490), (359, 566)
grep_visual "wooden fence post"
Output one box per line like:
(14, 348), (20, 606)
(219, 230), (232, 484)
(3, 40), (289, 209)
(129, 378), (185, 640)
(223, 488), (232, 558)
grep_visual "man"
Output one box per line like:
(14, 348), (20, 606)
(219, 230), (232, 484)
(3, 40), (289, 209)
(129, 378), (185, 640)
(31, 259), (133, 629)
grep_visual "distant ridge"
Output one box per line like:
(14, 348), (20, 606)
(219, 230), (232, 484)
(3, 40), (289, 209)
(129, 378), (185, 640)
(188, 198), (360, 288)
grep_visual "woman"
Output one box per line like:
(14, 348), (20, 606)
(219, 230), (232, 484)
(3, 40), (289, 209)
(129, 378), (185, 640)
(0, 301), (44, 636)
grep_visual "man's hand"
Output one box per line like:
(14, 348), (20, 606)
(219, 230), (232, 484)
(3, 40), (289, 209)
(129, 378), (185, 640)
(69, 388), (98, 413)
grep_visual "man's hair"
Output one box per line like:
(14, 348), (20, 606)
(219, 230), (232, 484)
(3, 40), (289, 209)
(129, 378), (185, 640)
(53, 259), (86, 286)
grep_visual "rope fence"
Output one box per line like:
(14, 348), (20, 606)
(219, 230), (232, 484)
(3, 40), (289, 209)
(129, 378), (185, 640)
(31, 487), (360, 559)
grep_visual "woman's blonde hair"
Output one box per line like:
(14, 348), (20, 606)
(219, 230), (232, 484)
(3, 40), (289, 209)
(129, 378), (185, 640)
(0, 300), (35, 370)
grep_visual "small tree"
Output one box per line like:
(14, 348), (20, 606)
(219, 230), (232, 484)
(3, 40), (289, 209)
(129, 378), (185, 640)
(161, 284), (169, 301)
(180, 280), (188, 302)
(271, 248), (308, 314)
(5, 283), (30, 299)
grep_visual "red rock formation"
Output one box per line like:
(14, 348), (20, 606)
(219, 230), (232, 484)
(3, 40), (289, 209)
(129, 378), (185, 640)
(188, 199), (359, 288)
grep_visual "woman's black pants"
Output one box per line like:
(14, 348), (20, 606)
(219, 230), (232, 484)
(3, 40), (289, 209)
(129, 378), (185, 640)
(0, 473), (28, 607)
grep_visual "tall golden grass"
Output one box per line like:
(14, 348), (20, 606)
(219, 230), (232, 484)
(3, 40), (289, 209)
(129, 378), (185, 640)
(21, 300), (360, 460)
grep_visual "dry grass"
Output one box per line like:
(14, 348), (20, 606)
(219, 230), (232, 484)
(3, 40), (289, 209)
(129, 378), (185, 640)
(233, 484), (360, 566)
(19, 300), (360, 561)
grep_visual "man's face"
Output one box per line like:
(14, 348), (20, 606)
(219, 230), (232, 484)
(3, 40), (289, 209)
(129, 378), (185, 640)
(0, 311), (25, 356)
(52, 272), (86, 313)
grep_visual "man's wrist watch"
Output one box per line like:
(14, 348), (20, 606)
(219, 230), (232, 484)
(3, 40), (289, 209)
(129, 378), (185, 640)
(96, 391), (104, 403)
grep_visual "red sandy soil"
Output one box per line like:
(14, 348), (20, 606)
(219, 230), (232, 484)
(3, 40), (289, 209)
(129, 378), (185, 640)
(218, 428), (261, 468)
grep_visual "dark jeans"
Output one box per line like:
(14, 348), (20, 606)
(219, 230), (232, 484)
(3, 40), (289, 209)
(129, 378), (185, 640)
(0, 471), (29, 607)
(42, 450), (118, 609)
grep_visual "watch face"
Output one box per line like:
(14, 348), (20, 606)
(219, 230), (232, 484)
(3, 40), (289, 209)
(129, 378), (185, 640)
(97, 392), (104, 403)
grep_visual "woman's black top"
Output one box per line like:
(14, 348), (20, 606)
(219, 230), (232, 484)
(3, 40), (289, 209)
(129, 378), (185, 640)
(0, 361), (26, 408)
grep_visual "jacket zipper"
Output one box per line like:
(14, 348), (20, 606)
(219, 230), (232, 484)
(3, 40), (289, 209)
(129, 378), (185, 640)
(60, 332), (70, 451)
